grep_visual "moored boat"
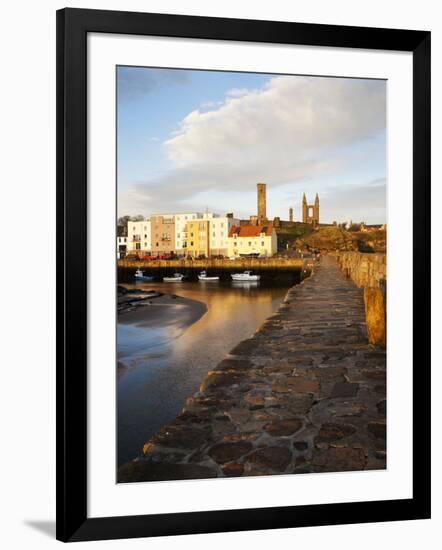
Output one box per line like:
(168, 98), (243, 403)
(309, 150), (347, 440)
(134, 269), (154, 281)
(163, 273), (185, 282)
(231, 270), (260, 282)
(198, 271), (219, 282)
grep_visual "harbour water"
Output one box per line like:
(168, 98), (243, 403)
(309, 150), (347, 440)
(117, 280), (290, 466)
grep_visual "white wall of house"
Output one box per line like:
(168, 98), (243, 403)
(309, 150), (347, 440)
(208, 216), (240, 256)
(228, 228), (277, 258)
(116, 235), (128, 259)
(127, 220), (151, 253)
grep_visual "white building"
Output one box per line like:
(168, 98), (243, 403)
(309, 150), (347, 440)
(228, 224), (277, 258)
(203, 213), (240, 256)
(116, 235), (128, 259)
(127, 220), (151, 255)
(173, 212), (202, 254)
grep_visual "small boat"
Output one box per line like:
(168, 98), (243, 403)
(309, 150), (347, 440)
(163, 273), (185, 282)
(198, 271), (219, 282)
(134, 269), (154, 281)
(231, 270), (260, 282)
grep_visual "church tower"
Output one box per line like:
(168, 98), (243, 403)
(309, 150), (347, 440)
(257, 183), (267, 225)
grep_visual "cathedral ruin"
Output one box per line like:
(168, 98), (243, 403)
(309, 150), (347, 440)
(302, 193), (320, 226)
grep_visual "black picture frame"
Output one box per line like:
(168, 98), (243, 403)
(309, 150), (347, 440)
(56, 7), (431, 542)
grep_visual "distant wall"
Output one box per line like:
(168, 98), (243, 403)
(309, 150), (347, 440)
(336, 252), (387, 347)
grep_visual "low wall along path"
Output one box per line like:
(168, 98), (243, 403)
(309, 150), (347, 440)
(119, 256), (387, 482)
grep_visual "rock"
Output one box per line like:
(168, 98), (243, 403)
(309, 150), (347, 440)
(293, 441), (308, 451)
(364, 287), (386, 347)
(150, 424), (210, 449)
(312, 447), (367, 472)
(200, 371), (246, 391)
(361, 368), (386, 381)
(208, 441), (253, 463)
(272, 376), (320, 394)
(118, 461), (218, 482)
(330, 382), (359, 398)
(264, 418), (303, 436)
(222, 463), (245, 476)
(244, 390), (266, 409)
(314, 366), (347, 380)
(227, 408), (251, 424)
(328, 402), (366, 417)
(367, 421), (386, 439)
(314, 422), (357, 444)
(248, 446), (292, 472)
(263, 364), (294, 375)
(216, 359), (254, 372)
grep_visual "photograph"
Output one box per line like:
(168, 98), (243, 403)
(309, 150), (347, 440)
(116, 66), (387, 483)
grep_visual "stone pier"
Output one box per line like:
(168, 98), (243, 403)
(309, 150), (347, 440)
(118, 256), (386, 482)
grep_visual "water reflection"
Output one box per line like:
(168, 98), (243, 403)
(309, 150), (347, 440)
(117, 281), (289, 466)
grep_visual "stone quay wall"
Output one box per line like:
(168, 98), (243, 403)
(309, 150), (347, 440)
(118, 257), (305, 272)
(336, 252), (387, 347)
(118, 257), (386, 483)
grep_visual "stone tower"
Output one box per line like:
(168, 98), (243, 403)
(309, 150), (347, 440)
(289, 207), (293, 222)
(257, 182), (267, 225)
(302, 193), (320, 226)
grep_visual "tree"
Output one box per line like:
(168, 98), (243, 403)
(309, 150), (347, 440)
(117, 215), (145, 226)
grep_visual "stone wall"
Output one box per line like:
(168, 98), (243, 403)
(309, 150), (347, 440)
(336, 252), (386, 347)
(118, 257), (304, 271)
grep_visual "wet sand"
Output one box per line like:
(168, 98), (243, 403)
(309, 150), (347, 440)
(118, 291), (208, 331)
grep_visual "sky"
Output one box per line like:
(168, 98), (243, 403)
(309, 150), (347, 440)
(117, 66), (386, 224)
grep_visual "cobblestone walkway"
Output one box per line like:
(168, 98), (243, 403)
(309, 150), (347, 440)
(119, 256), (386, 482)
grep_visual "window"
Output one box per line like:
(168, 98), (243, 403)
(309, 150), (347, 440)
(190, 233), (194, 238)
(220, 222), (224, 228)
(261, 241), (265, 246)
(248, 242), (252, 247)
(213, 232), (216, 237)
(136, 243), (141, 250)
(156, 242), (159, 247)
(144, 234), (147, 238)
(190, 241), (194, 246)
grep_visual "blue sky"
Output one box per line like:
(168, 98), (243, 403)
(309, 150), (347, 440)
(117, 66), (386, 224)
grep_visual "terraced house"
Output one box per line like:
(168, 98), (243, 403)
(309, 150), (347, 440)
(150, 215), (175, 256)
(126, 220), (151, 255)
(228, 224), (277, 258)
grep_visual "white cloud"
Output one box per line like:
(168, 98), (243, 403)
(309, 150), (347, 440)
(120, 75), (386, 217)
(165, 76), (385, 171)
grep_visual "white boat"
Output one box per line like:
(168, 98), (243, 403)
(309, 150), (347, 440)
(198, 271), (219, 282)
(135, 269), (154, 281)
(231, 270), (261, 282)
(163, 273), (185, 282)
